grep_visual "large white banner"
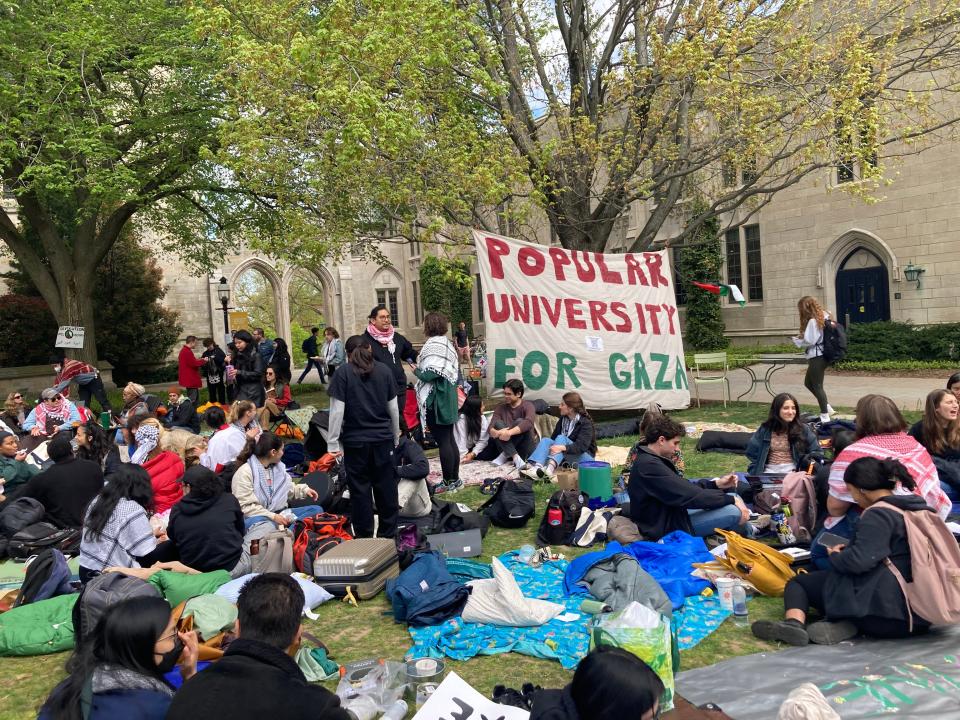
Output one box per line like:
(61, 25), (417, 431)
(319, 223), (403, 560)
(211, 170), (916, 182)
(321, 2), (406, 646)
(474, 230), (690, 410)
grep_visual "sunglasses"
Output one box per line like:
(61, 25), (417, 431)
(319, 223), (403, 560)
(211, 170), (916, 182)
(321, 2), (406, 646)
(12, 395), (21, 400)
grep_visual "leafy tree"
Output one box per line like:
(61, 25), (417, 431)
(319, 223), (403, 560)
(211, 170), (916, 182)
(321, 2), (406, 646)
(3, 232), (182, 378)
(419, 256), (473, 334)
(0, 0), (280, 363)
(461, 0), (960, 251)
(677, 218), (728, 352)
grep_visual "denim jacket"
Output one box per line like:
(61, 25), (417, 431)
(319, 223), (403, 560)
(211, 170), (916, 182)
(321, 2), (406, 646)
(745, 424), (819, 475)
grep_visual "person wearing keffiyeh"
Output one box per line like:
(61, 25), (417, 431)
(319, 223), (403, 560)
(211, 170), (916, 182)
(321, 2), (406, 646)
(415, 312), (462, 492)
(21, 388), (81, 437)
(363, 304), (417, 399)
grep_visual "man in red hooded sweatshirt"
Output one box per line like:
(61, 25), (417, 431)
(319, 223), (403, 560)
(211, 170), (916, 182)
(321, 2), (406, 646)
(178, 336), (207, 405)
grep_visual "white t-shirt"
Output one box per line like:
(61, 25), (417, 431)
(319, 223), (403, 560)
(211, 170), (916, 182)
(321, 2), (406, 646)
(793, 312), (829, 359)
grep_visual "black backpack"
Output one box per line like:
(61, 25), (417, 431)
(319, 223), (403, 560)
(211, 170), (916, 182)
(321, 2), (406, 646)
(480, 478), (536, 528)
(0, 497), (45, 538)
(820, 318), (848, 365)
(536, 489), (589, 546)
(7, 522), (81, 560)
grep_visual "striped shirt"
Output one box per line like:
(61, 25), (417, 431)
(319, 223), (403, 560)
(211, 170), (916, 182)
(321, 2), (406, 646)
(80, 498), (157, 572)
(827, 432), (952, 527)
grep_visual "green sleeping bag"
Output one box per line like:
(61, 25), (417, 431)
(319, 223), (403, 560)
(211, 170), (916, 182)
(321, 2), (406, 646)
(0, 592), (77, 656)
(148, 570), (231, 607)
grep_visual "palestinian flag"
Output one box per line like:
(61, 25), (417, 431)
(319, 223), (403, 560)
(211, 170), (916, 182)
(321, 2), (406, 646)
(691, 281), (745, 306)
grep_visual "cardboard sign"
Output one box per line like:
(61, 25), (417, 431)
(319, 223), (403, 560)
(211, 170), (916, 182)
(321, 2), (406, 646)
(55, 326), (85, 349)
(413, 672), (530, 720)
(474, 230), (690, 410)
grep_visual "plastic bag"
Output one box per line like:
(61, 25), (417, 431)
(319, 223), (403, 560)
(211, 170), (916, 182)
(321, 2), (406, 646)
(335, 660), (407, 719)
(591, 601), (675, 712)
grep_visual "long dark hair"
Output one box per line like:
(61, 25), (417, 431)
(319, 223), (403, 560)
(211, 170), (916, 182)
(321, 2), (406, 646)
(569, 646), (664, 719)
(920, 389), (960, 455)
(41, 596), (173, 720)
(345, 335), (374, 377)
(460, 396), (483, 444)
(236, 431), (283, 465)
(761, 392), (805, 448)
(84, 464), (154, 542)
(233, 329), (255, 353)
(844, 456), (916, 492)
(75, 419), (111, 467)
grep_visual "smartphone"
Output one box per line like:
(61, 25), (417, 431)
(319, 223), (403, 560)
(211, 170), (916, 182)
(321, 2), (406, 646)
(817, 532), (847, 548)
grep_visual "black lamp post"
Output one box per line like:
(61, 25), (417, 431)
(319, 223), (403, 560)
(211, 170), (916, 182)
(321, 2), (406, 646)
(216, 276), (231, 336)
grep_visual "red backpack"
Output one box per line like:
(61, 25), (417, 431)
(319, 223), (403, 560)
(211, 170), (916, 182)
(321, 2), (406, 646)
(292, 513), (353, 575)
(865, 503), (960, 630)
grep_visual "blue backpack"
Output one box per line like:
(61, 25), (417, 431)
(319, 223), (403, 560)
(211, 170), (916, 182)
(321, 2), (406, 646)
(386, 551), (469, 627)
(14, 548), (74, 607)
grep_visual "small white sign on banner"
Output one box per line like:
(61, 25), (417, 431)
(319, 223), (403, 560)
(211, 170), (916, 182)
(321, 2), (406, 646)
(55, 326), (85, 349)
(413, 672), (530, 720)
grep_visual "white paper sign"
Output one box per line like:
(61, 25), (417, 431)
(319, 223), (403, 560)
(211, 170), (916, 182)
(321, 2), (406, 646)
(413, 671), (530, 720)
(474, 230), (690, 410)
(55, 326), (85, 349)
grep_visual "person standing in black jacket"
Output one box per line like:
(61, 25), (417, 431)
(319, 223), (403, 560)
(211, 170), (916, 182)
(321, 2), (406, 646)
(363, 304), (417, 398)
(297, 326), (324, 384)
(164, 466), (245, 575)
(202, 338), (227, 404)
(753, 457), (936, 646)
(627, 416), (749, 540)
(17, 435), (102, 528)
(231, 330), (266, 407)
(167, 574), (350, 720)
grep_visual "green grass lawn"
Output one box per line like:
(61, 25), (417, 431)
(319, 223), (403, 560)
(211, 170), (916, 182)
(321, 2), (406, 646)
(0, 395), (921, 719)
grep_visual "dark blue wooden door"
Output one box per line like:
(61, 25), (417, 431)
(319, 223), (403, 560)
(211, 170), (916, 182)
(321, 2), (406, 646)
(836, 266), (890, 325)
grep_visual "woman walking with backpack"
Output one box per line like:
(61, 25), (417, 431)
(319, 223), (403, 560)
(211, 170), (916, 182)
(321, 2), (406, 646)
(752, 457), (944, 646)
(792, 296), (833, 423)
(327, 335), (400, 538)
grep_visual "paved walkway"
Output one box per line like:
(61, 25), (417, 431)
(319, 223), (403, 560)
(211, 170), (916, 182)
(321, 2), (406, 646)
(692, 362), (942, 411)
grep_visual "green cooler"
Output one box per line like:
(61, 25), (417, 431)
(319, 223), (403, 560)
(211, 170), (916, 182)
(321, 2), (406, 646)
(578, 461), (612, 500)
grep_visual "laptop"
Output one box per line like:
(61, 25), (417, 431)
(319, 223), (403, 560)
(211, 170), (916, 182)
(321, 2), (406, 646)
(426, 528), (484, 558)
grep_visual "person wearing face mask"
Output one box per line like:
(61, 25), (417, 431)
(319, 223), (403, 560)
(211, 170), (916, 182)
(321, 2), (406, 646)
(0, 430), (39, 499)
(231, 432), (320, 530)
(51, 354), (113, 414)
(167, 574), (349, 720)
(21, 388), (81, 439)
(39, 595), (198, 720)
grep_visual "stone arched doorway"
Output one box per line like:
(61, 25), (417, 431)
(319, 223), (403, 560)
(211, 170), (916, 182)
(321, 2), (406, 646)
(819, 229), (897, 326)
(230, 260), (283, 338)
(284, 267), (337, 366)
(835, 248), (890, 325)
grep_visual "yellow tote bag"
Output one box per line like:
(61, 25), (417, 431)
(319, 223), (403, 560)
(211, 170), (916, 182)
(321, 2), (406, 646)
(695, 529), (798, 597)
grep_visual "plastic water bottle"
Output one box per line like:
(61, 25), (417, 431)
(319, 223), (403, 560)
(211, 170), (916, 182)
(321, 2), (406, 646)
(381, 700), (408, 720)
(732, 584), (749, 626)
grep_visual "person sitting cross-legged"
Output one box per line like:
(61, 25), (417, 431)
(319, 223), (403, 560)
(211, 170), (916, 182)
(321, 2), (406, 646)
(627, 415), (750, 541)
(752, 457), (935, 646)
(166, 573), (350, 720)
(481, 379), (538, 471)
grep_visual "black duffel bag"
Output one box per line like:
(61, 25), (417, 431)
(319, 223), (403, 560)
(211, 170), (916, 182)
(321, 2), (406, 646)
(0, 497), (45, 538)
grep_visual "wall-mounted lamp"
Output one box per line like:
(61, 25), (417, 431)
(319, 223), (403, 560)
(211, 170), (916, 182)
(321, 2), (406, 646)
(902, 261), (925, 289)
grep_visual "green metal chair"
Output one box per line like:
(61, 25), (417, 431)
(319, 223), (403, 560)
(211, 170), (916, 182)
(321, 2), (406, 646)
(691, 352), (731, 408)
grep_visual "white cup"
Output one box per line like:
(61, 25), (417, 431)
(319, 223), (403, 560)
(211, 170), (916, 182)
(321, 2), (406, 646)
(716, 577), (736, 611)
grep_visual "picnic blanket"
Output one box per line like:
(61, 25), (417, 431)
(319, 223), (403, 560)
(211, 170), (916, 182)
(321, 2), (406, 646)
(427, 458), (508, 487)
(673, 594), (731, 650)
(405, 551), (591, 669)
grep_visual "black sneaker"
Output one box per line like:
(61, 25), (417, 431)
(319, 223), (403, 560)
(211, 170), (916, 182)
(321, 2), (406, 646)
(807, 620), (857, 645)
(751, 619), (809, 646)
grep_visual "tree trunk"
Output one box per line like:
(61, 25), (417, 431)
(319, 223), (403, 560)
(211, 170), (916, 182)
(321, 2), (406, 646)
(49, 276), (98, 366)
